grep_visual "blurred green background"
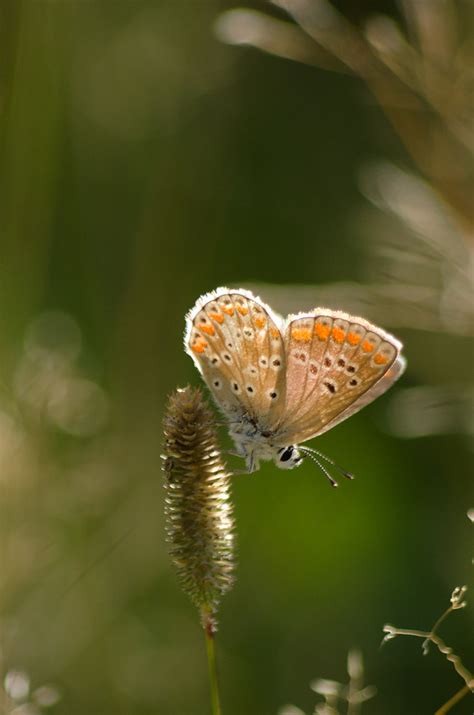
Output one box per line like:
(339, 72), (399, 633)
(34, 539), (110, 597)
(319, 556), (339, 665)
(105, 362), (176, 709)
(0, 1), (472, 714)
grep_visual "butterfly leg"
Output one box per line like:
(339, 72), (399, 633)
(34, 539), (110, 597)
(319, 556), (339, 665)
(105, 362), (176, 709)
(245, 453), (260, 474)
(225, 449), (242, 457)
(227, 453), (260, 476)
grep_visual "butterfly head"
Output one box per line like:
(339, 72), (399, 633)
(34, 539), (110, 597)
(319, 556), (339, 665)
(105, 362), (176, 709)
(275, 445), (303, 470)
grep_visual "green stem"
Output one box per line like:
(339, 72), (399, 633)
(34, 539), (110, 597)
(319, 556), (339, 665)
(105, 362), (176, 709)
(204, 622), (222, 715)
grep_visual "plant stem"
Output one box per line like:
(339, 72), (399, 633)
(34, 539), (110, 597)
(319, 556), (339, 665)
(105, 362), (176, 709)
(434, 684), (471, 715)
(204, 622), (222, 715)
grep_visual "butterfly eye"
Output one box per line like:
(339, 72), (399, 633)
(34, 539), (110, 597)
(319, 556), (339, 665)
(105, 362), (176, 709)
(279, 446), (294, 462)
(276, 445), (303, 470)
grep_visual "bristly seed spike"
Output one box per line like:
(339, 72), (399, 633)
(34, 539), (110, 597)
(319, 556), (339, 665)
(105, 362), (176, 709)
(162, 385), (235, 632)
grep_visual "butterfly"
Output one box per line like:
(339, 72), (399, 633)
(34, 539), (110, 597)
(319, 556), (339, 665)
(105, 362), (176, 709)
(185, 287), (406, 483)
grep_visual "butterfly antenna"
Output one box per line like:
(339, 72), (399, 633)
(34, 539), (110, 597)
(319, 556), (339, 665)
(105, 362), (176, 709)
(299, 446), (339, 488)
(300, 446), (354, 482)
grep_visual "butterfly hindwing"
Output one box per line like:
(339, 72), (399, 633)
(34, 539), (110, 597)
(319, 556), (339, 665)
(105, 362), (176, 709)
(185, 288), (287, 426)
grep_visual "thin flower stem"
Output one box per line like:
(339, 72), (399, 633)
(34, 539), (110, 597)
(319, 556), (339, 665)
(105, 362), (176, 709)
(422, 605), (452, 653)
(205, 623), (222, 715)
(383, 626), (474, 689)
(434, 684), (472, 715)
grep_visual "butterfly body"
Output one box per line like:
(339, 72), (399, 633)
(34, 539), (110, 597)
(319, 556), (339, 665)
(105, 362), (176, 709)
(185, 287), (405, 475)
(228, 416), (302, 472)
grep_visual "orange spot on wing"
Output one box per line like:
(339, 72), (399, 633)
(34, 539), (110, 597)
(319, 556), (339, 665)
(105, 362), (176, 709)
(362, 340), (375, 353)
(200, 323), (215, 336)
(332, 326), (345, 343)
(209, 312), (224, 324)
(374, 353), (389, 365)
(222, 305), (234, 316)
(237, 305), (248, 315)
(191, 338), (208, 354)
(292, 327), (312, 342)
(314, 323), (330, 341)
(254, 316), (266, 329)
(347, 332), (361, 345)
(270, 327), (280, 339)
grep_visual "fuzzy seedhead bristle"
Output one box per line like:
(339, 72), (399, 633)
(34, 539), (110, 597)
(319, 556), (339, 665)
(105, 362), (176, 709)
(162, 386), (235, 632)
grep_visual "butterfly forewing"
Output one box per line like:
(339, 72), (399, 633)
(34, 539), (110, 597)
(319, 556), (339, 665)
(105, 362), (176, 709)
(185, 288), (287, 426)
(305, 354), (406, 437)
(279, 310), (403, 444)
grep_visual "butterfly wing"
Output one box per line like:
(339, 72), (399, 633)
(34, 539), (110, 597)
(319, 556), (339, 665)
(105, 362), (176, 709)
(278, 309), (404, 444)
(185, 288), (287, 426)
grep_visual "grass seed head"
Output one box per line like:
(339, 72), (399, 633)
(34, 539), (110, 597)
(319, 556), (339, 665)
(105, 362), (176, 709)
(162, 386), (235, 631)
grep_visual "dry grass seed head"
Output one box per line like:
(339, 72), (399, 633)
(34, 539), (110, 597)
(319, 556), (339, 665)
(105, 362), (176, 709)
(162, 386), (235, 631)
